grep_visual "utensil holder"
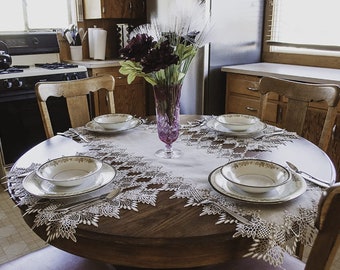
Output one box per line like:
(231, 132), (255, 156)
(70, 46), (83, 61)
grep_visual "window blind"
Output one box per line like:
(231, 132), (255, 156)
(267, 0), (340, 56)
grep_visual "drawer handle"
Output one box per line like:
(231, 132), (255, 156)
(247, 87), (258, 92)
(245, 106), (258, 112)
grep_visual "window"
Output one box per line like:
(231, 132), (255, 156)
(263, 0), (340, 67)
(0, 0), (76, 32)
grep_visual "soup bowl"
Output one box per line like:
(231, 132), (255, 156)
(36, 156), (102, 187)
(221, 159), (291, 193)
(216, 114), (259, 131)
(94, 113), (134, 130)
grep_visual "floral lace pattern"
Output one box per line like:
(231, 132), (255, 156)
(7, 119), (324, 268)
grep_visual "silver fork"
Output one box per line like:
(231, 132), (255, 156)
(190, 188), (252, 225)
(55, 188), (122, 213)
(253, 130), (286, 140)
(69, 128), (89, 143)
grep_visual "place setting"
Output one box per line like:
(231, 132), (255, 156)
(84, 113), (143, 134)
(208, 158), (307, 204)
(206, 113), (267, 136)
(21, 155), (117, 199)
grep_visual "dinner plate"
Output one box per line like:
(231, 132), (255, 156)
(209, 167), (306, 204)
(22, 163), (116, 198)
(206, 118), (267, 136)
(84, 118), (142, 134)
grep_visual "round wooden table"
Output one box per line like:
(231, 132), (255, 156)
(7, 115), (336, 269)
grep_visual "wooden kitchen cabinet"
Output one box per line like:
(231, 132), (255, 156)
(88, 66), (146, 117)
(83, 0), (146, 19)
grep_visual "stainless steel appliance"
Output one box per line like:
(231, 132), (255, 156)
(146, 0), (264, 115)
(0, 32), (88, 164)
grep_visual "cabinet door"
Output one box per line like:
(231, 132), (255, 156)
(130, 0), (146, 19)
(89, 67), (146, 117)
(103, 0), (129, 19)
(83, 0), (146, 19)
(83, 0), (103, 19)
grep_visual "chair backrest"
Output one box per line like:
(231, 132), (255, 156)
(0, 138), (6, 181)
(258, 76), (340, 151)
(35, 74), (115, 138)
(305, 182), (340, 270)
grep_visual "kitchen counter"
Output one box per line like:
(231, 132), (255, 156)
(221, 62), (340, 85)
(66, 59), (121, 68)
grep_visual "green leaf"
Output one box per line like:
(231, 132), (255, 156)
(178, 72), (185, 81)
(127, 73), (136, 84)
(144, 76), (157, 86)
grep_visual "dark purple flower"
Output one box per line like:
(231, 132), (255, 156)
(119, 33), (156, 62)
(141, 40), (179, 73)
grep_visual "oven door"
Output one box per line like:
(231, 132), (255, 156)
(0, 91), (71, 164)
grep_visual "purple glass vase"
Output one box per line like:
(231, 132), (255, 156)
(153, 83), (182, 159)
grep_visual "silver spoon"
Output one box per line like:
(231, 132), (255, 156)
(286, 161), (330, 188)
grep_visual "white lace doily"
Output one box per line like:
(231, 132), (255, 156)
(6, 119), (324, 268)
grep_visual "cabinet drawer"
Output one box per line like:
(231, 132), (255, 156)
(227, 73), (260, 97)
(227, 73), (279, 100)
(89, 67), (144, 86)
(227, 96), (278, 123)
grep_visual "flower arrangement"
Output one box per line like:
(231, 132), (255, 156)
(118, 1), (210, 158)
(118, 1), (209, 87)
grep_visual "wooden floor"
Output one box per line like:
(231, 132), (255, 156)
(0, 179), (339, 268)
(0, 186), (46, 264)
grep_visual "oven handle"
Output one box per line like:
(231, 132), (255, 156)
(0, 90), (36, 103)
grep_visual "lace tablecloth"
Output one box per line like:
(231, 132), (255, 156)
(8, 117), (326, 267)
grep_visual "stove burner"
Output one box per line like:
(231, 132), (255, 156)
(35, 62), (78, 70)
(0, 67), (24, 74)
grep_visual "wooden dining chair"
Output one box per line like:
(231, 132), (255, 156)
(35, 74), (115, 138)
(0, 138), (7, 182)
(258, 76), (340, 152)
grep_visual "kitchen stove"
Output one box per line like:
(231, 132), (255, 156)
(0, 32), (88, 164)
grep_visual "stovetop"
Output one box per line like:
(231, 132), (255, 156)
(0, 64), (87, 79)
(35, 62), (79, 70)
(0, 66), (25, 74)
